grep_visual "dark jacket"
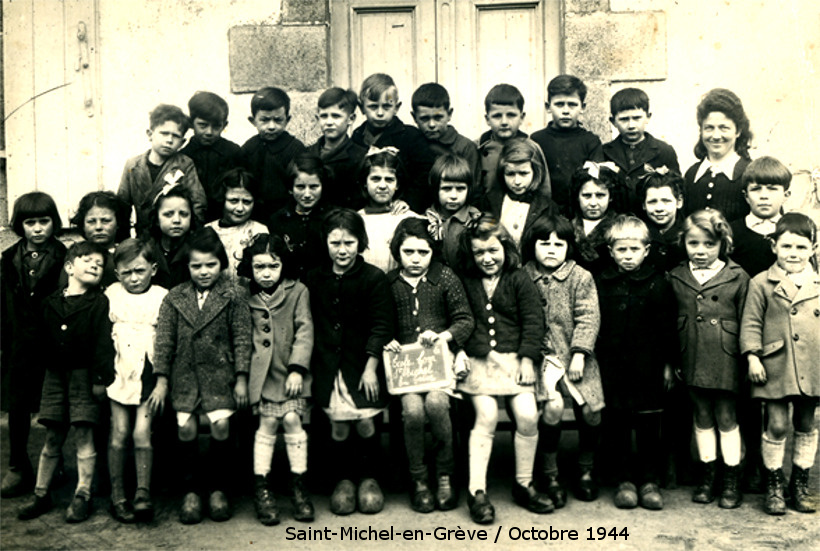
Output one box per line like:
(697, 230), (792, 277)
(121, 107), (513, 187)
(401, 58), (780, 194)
(267, 202), (328, 282)
(307, 136), (367, 209)
(426, 125), (482, 188)
(479, 187), (557, 247)
(238, 132), (306, 220)
(305, 257), (394, 408)
(729, 219), (777, 278)
(683, 156), (751, 221)
(180, 135), (241, 220)
(149, 236), (191, 290)
(571, 212), (617, 279)
(646, 218), (687, 274)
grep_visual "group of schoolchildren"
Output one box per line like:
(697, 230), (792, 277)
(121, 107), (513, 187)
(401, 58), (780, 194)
(1, 71), (817, 529)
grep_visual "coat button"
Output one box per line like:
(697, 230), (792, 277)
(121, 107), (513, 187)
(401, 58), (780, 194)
(31, 252), (39, 259)
(485, 303), (492, 311)
(263, 325), (271, 333)
(791, 308), (798, 316)
(489, 339), (497, 347)
(697, 295), (704, 300)
(412, 310), (418, 316)
(793, 334), (800, 342)
(29, 269), (36, 276)
(334, 323), (341, 330)
(488, 316), (495, 324)
(263, 340), (271, 347)
(712, 296), (719, 301)
(415, 326), (421, 332)
(696, 315), (704, 322)
(61, 324), (68, 331)
(710, 319), (718, 325)
(706, 193), (712, 200)
(814, 309), (820, 317)
(262, 312), (269, 319)
(489, 329), (496, 336)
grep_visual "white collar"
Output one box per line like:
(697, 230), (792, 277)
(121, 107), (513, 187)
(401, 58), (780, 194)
(694, 151), (742, 181)
(745, 212), (780, 235)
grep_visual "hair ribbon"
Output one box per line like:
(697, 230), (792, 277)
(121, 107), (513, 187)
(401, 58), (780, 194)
(582, 161), (619, 179)
(366, 146), (400, 158)
(637, 164), (671, 184)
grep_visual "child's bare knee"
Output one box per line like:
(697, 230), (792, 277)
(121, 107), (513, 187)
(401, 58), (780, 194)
(211, 418), (230, 441)
(178, 418), (198, 442)
(541, 400), (563, 425)
(331, 422), (350, 441)
(355, 418), (375, 439)
(259, 415), (279, 435)
(74, 425), (95, 453)
(282, 412), (302, 433)
(109, 425), (129, 448)
(582, 407), (601, 427)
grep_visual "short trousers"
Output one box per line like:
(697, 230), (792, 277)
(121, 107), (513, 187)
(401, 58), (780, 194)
(256, 397), (308, 419)
(38, 368), (99, 426)
(176, 408), (234, 428)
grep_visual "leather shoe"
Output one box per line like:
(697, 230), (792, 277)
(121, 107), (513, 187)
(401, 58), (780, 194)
(65, 494), (91, 523)
(512, 482), (554, 513)
(209, 490), (231, 521)
(467, 490), (495, 524)
(357, 478), (384, 514)
(410, 480), (435, 513)
(179, 492), (202, 524)
(18, 494), (53, 520)
(132, 489), (154, 522)
(436, 475), (458, 511)
(639, 482), (664, 510)
(330, 479), (356, 515)
(545, 475), (567, 508)
(111, 500), (136, 523)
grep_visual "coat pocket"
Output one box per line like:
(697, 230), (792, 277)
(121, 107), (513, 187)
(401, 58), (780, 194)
(720, 319), (740, 356)
(677, 315), (688, 352)
(760, 339), (785, 357)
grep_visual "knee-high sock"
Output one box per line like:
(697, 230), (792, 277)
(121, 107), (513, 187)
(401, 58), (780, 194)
(253, 431), (276, 477)
(761, 433), (786, 471)
(578, 422), (601, 474)
(792, 430), (818, 470)
(468, 429), (494, 495)
(210, 436), (231, 492)
(134, 447), (153, 493)
(108, 445), (126, 503)
(179, 438), (200, 493)
(33, 448), (61, 498)
(285, 431), (308, 475)
(719, 426), (742, 467)
(694, 425), (717, 463)
(514, 431), (538, 487)
(75, 452), (97, 498)
(358, 431), (382, 481)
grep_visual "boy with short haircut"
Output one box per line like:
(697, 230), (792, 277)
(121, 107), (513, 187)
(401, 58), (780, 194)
(477, 83), (550, 198)
(602, 88), (679, 215)
(307, 87), (367, 209)
(181, 91), (241, 221)
(351, 73), (437, 212)
(411, 83), (481, 184)
(238, 87), (307, 221)
(18, 242), (116, 523)
(118, 104), (208, 237)
(531, 75), (603, 215)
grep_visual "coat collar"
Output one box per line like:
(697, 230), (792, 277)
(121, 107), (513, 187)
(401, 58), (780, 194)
(600, 260), (657, 282)
(477, 129), (528, 150)
(766, 264), (820, 304)
(669, 258), (745, 291)
(308, 135), (363, 163)
(169, 276), (235, 330)
(183, 136), (236, 156)
(248, 279), (296, 311)
(386, 260), (444, 285)
(602, 132), (661, 170)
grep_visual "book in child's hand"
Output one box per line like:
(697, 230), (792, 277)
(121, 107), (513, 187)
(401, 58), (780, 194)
(383, 340), (454, 395)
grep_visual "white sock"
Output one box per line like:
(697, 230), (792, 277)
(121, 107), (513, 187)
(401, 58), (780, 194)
(253, 431), (276, 476)
(761, 433), (786, 471)
(694, 425), (717, 463)
(468, 429), (494, 495)
(514, 432), (538, 487)
(719, 426), (742, 467)
(285, 431), (309, 475)
(792, 430), (819, 470)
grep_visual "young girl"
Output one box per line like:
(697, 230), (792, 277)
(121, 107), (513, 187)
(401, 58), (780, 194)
(105, 238), (168, 523)
(384, 218), (474, 513)
(521, 213), (604, 507)
(639, 167), (688, 274)
(358, 148), (420, 272)
(1, 192), (66, 498)
(668, 209), (750, 509)
(478, 138), (556, 248)
(237, 234), (315, 525)
(205, 168), (267, 281)
(569, 162), (624, 278)
(304, 208), (394, 515)
(152, 227), (252, 524)
(454, 214), (552, 524)
(682, 88), (753, 222)
(741, 213), (819, 515)
(146, 184), (198, 289)
(425, 153), (483, 268)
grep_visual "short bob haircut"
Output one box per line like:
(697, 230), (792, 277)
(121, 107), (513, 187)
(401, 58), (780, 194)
(741, 156), (792, 191)
(680, 209), (734, 258)
(569, 164), (625, 219)
(70, 191), (131, 243)
(11, 191), (63, 237)
(411, 82), (450, 111)
(186, 226), (229, 271)
(390, 217), (439, 264)
(113, 237), (157, 268)
(637, 168), (685, 205)
(359, 73), (398, 105)
(149, 104), (190, 133)
(605, 214), (651, 246)
(237, 233), (292, 283)
(520, 212), (576, 265)
(214, 167), (259, 205)
(771, 212), (817, 246)
(322, 207), (369, 253)
(429, 153), (474, 190)
(147, 185), (199, 242)
(456, 213), (521, 278)
(496, 139), (547, 195)
(65, 240), (106, 265)
(287, 152), (329, 188)
(694, 88), (752, 160)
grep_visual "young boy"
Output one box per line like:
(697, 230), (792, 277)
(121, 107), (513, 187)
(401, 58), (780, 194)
(640, 169), (687, 273)
(411, 83), (481, 185)
(18, 242), (116, 523)
(602, 88), (679, 215)
(350, 73), (436, 212)
(180, 91), (241, 221)
(477, 83), (550, 197)
(238, 87), (307, 221)
(307, 87), (367, 209)
(531, 75), (603, 215)
(118, 104), (208, 237)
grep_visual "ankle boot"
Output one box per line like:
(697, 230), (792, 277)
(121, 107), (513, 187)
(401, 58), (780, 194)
(290, 472), (314, 522)
(719, 464), (742, 509)
(764, 468), (786, 515)
(410, 479), (435, 513)
(692, 461), (716, 504)
(253, 475), (279, 526)
(789, 466), (815, 513)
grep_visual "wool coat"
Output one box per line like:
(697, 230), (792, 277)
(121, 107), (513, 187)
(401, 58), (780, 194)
(305, 256), (395, 409)
(1, 238), (67, 411)
(571, 212), (617, 279)
(524, 260), (605, 411)
(153, 276), (252, 413)
(149, 236), (191, 290)
(248, 280), (314, 405)
(268, 202), (328, 281)
(668, 260), (749, 393)
(740, 265), (820, 399)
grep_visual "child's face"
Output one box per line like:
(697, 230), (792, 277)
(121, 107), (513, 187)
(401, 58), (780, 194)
(503, 161), (534, 196)
(547, 93), (584, 129)
(471, 235), (505, 277)
(292, 172), (323, 213)
(223, 188), (254, 226)
(772, 231), (815, 274)
(157, 197), (192, 239)
(399, 236), (433, 277)
(485, 104), (524, 141)
(684, 226), (721, 269)
(116, 255), (157, 294)
(22, 216), (54, 249)
(147, 121), (185, 159)
(534, 232), (569, 271)
(643, 186), (682, 231)
(365, 166), (398, 206)
(188, 250), (221, 290)
(700, 111), (739, 161)
(316, 105), (355, 141)
(744, 182), (789, 220)
(609, 238), (649, 272)
(84, 206), (118, 248)
(251, 252), (282, 289)
(327, 228), (359, 274)
(611, 108), (650, 144)
(65, 252), (104, 287)
(578, 180), (610, 221)
(250, 107), (290, 141)
(362, 88), (400, 130)
(191, 117), (226, 147)
(438, 179), (469, 214)
(412, 105), (452, 141)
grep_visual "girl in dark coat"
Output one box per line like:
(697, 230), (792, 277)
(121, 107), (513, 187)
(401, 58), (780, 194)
(145, 184), (199, 289)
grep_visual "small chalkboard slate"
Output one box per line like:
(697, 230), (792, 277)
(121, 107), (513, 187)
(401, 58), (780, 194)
(383, 340), (453, 395)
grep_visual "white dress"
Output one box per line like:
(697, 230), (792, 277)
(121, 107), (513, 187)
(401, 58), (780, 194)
(205, 219), (268, 281)
(357, 209), (419, 273)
